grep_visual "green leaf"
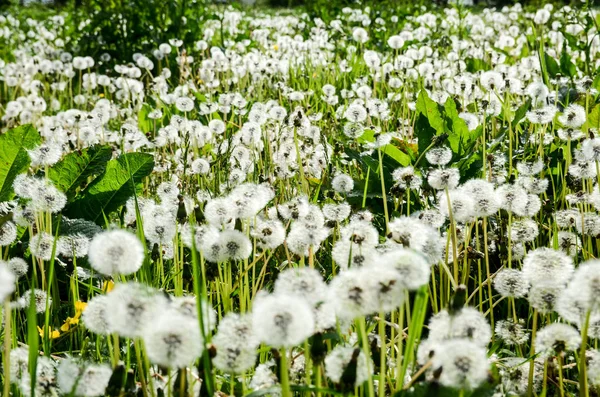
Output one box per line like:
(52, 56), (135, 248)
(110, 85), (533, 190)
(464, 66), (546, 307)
(398, 285), (429, 386)
(415, 114), (436, 157)
(465, 57), (491, 73)
(588, 104), (600, 130)
(48, 145), (113, 200)
(544, 53), (560, 79)
(444, 97), (470, 155)
(138, 103), (154, 133)
(593, 74), (600, 92)
(56, 217), (103, 238)
(416, 90), (445, 134)
(65, 152), (154, 224)
(0, 124), (41, 201)
(382, 144), (411, 166)
(512, 99), (531, 128)
(562, 31), (581, 50)
(560, 47), (577, 78)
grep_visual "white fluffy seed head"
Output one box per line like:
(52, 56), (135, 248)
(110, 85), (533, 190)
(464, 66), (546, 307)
(428, 307), (492, 347)
(522, 247), (573, 288)
(252, 292), (315, 348)
(0, 263), (16, 301)
(104, 283), (167, 338)
(494, 269), (529, 298)
(535, 323), (581, 358)
(82, 295), (112, 335)
(57, 358), (112, 397)
(212, 313), (258, 374)
(143, 309), (203, 368)
(324, 345), (371, 388)
(431, 339), (489, 390)
(274, 267), (327, 306)
(88, 229), (145, 276)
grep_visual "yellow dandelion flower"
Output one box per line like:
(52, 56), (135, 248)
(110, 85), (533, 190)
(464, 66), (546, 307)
(38, 326), (60, 339)
(103, 280), (115, 293)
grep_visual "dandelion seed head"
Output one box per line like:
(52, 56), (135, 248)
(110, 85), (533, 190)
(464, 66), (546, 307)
(105, 282), (167, 338)
(494, 269), (529, 298)
(143, 309), (203, 368)
(324, 346), (371, 388)
(431, 339), (489, 390)
(535, 323), (580, 358)
(88, 229), (145, 276)
(495, 319), (529, 346)
(428, 307), (492, 347)
(252, 292), (315, 348)
(57, 359), (112, 397)
(82, 295), (112, 335)
(0, 263), (16, 302)
(428, 168), (460, 190)
(522, 247), (573, 288)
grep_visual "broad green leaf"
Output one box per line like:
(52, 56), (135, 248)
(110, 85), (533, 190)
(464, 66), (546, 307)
(0, 124), (41, 201)
(544, 53), (560, 79)
(415, 114), (436, 157)
(593, 74), (600, 92)
(512, 98), (531, 128)
(562, 31), (581, 50)
(588, 104), (600, 130)
(560, 47), (577, 78)
(416, 90), (445, 134)
(355, 130), (411, 166)
(48, 145), (113, 200)
(465, 57), (491, 73)
(56, 217), (103, 238)
(382, 144), (411, 166)
(65, 152), (154, 224)
(444, 97), (470, 155)
(138, 103), (154, 133)
(357, 129), (375, 144)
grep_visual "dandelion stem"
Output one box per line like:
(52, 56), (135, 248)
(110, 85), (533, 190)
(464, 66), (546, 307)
(580, 310), (592, 397)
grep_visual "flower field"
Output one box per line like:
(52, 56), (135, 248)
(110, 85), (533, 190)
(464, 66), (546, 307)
(1, 1), (600, 396)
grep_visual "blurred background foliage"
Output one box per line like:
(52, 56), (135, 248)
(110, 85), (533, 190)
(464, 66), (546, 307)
(1, 0), (599, 64)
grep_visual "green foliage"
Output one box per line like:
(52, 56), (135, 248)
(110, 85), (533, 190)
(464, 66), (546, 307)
(415, 90), (480, 163)
(48, 145), (113, 200)
(76, 0), (208, 61)
(416, 90), (445, 135)
(64, 152), (154, 224)
(0, 124), (41, 202)
(56, 217), (103, 238)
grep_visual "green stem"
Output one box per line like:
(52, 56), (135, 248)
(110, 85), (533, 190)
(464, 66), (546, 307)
(280, 348), (292, 397)
(580, 310), (592, 397)
(357, 317), (375, 397)
(3, 300), (11, 397)
(527, 309), (538, 397)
